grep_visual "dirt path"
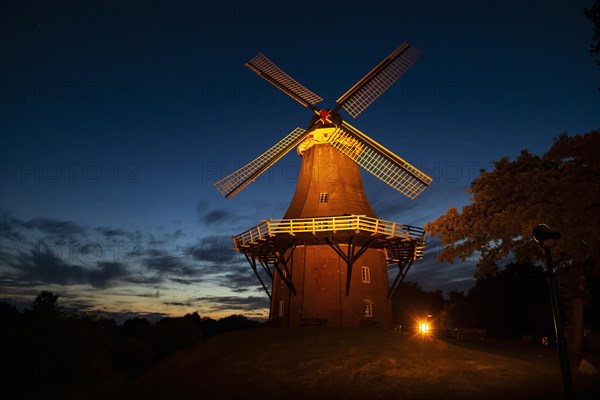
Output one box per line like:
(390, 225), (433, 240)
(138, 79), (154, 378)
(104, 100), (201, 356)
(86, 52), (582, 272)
(120, 328), (600, 400)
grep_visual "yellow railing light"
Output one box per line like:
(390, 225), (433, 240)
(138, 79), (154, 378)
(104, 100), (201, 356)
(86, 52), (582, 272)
(234, 215), (425, 247)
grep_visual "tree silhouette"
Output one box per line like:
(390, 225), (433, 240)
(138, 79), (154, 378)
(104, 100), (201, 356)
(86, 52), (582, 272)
(0, 301), (20, 323)
(584, 1), (600, 67)
(467, 263), (551, 339)
(442, 290), (477, 331)
(32, 290), (61, 316)
(426, 131), (600, 356)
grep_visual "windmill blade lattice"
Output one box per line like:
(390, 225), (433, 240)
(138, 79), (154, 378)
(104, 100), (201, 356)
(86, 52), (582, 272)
(245, 53), (323, 110)
(214, 127), (308, 199)
(334, 44), (422, 118)
(329, 121), (432, 199)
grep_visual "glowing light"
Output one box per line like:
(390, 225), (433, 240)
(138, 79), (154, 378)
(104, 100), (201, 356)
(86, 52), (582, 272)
(419, 322), (429, 333)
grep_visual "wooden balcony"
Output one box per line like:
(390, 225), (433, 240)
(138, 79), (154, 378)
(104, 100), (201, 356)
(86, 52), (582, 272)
(232, 214), (425, 262)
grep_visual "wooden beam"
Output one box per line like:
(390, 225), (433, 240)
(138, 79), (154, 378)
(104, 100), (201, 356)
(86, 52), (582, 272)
(244, 252), (271, 299)
(271, 240), (297, 295)
(325, 237), (375, 296)
(387, 259), (414, 299)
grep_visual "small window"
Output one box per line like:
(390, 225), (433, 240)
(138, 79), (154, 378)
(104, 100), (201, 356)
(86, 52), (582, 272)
(319, 192), (329, 203)
(361, 266), (371, 283)
(363, 300), (373, 318)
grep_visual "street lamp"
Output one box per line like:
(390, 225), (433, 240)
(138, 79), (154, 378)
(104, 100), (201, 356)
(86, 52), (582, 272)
(533, 224), (574, 399)
(418, 314), (433, 339)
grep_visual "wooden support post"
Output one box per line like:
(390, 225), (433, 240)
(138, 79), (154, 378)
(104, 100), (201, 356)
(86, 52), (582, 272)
(258, 259), (273, 280)
(387, 259), (414, 299)
(325, 237), (375, 296)
(271, 240), (297, 295)
(244, 252), (271, 299)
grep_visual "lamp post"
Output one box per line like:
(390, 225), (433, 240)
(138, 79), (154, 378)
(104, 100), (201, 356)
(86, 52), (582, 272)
(533, 224), (574, 399)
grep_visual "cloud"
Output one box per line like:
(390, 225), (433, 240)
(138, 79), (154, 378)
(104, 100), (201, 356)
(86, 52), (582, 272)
(214, 263), (267, 293)
(20, 217), (86, 238)
(404, 254), (476, 295)
(381, 233), (478, 294)
(0, 211), (153, 252)
(7, 247), (86, 285)
(185, 235), (241, 264)
(0, 212), (25, 242)
(108, 290), (161, 298)
(125, 274), (165, 285)
(169, 277), (204, 285)
(4, 246), (129, 288)
(201, 209), (234, 225)
(137, 290), (161, 298)
(143, 249), (198, 276)
(369, 180), (470, 227)
(89, 262), (129, 288)
(95, 227), (129, 238)
(0, 210), (270, 317)
(194, 295), (269, 312)
(0, 210), (235, 290)
(173, 229), (184, 239)
(163, 301), (192, 307)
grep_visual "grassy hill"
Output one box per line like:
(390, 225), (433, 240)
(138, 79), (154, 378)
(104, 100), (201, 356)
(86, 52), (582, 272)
(118, 328), (599, 399)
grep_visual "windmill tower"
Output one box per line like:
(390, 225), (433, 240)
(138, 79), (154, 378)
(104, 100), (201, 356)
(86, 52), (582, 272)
(214, 44), (432, 328)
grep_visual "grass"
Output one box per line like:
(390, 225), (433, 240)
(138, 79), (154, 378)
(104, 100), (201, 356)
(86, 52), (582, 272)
(119, 328), (600, 400)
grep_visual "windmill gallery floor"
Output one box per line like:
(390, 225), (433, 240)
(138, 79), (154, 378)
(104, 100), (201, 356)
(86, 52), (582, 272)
(120, 328), (600, 400)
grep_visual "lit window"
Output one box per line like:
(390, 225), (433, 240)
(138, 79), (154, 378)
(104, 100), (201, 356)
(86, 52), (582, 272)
(319, 192), (328, 203)
(363, 300), (373, 318)
(361, 266), (371, 283)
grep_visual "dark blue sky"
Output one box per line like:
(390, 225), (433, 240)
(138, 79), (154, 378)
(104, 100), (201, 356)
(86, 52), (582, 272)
(1, 0), (598, 321)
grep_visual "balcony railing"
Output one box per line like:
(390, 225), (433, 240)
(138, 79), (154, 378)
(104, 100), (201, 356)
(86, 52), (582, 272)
(233, 215), (424, 249)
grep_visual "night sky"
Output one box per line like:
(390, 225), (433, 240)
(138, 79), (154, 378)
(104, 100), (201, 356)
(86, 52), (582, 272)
(1, 0), (598, 322)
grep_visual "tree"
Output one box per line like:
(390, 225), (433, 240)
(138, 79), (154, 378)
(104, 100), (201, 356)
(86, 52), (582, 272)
(584, 0), (600, 67)
(31, 291), (61, 316)
(441, 290), (477, 331)
(469, 263), (551, 339)
(425, 131), (600, 356)
(0, 301), (20, 323)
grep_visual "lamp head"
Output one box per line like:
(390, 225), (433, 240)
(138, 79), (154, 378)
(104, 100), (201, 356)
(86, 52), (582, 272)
(533, 224), (561, 244)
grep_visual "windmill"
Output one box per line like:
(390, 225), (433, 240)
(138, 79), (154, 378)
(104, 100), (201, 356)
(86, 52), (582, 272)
(214, 43), (432, 328)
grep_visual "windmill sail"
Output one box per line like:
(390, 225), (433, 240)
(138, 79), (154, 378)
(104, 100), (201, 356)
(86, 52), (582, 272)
(216, 43), (430, 200)
(333, 44), (422, 118)
(214, 127), (308, 199)
(245, 53), (323, 110)
(329, 121), (432, 199)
